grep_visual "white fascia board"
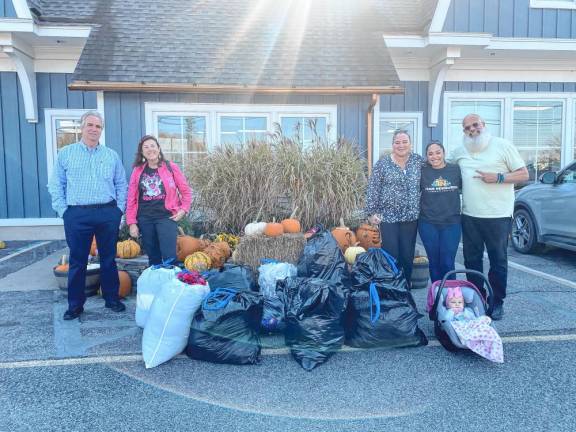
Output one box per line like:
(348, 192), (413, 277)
(429, 0), (453, 33)
(530, 0), (576, 10)
(446, 69), (576, 83)
(487, 37), (576, 51)
(34, 25), (91, 38)
(382, 34), (428, 48)
(0, 19), (34, 32)
(383, 33), (492, 48)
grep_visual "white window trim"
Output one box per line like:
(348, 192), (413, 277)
(530, 0), (576, 10)
(376, 112), (423, 166)
(145, 103), (338, 150)
(44, 109), (91, 176)
(443, 92), (576, 168)
(217, 112), (272, 146)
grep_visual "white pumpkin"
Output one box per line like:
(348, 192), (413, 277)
(344, 245), (366, 265)
(244, 221), (267, 236)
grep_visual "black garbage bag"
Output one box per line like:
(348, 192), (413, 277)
(202, 263), (258, 292)
(186, 288), (263, 365)
(258, 261), (297, 334)
(279, 277), (347, 371)
(345, 248), (427, 348)
(261, 296), (285, 333)
(297, 230), (348, 283)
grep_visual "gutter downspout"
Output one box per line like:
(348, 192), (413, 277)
(366, 93), (379, 177)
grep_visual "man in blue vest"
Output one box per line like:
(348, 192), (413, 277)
(48, 111), (128, 320)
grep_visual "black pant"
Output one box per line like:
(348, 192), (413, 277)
(379, 220), (418, 285)
(63, 204), (122, 310)
(138, 217), (178, 266)
(462, 215), (511, 305)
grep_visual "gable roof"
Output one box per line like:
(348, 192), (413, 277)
(34, 0), (436, 92)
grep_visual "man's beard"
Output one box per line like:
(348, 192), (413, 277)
(463, 130), (491, 153)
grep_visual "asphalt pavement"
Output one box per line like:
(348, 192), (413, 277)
(1, 245), (575, 432)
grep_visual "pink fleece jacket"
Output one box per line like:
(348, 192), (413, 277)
(126, 161), (192, 225)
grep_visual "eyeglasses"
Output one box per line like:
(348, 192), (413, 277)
(463, 122), (482, 132)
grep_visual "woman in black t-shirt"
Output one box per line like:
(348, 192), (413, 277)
(419, 141), (462, 282)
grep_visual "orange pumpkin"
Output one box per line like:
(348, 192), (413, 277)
(331, 218), (356, 253)
(264, 218), (284, 237)
(281, 218), (301, 234)
(204, 244), (227, 269)
(90, 236), (98, 256)
(212, 241), (231, 259)
(118, 270), (132, 298)
(176, 233), (210, 262)
(356, 223), (382, 249)
(116, 239), (141, 259)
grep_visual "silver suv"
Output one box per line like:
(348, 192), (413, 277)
(511, 161), (576, 253)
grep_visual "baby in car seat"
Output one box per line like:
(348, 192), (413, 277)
(445, 286), (477, 322)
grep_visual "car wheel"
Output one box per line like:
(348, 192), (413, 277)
(511, 208), (541, 254)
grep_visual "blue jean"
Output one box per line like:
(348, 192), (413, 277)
(138, 217), (178, 266)
(418, 220), (462, 283)
(63, 204), (122, 310)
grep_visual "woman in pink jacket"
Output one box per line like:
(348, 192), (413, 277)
(126, 135), (192, 265)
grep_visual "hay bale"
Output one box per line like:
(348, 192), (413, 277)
(233, 233), (306, 270)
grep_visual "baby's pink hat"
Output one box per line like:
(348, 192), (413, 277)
(445, 286), (463, 307)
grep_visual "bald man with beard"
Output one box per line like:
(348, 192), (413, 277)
(449, 114), (529, 320)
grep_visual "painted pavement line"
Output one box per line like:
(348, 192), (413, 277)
(2, 332), (576, 370)
(0, 241), (52, 264)
(454, 243), (576, 290)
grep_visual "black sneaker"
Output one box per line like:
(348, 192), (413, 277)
(63, 307), (84, 320)
(491, 304), (504, 321)
(104, 300), (126, 312)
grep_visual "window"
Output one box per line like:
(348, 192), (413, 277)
(157, 114), (208, 165)
(376, 112), (422, 163)
(513, 101), (563, 181)
(280, 116), (328, 146)
(219, 115), (268, 145)
(530, 0), (576, 10)
(446, 100), (502, 154)
(145, 103), (337, 166)
(444, 93), (576, 182)
(45, 109), (92, 174)
(558, 163), (576, 183)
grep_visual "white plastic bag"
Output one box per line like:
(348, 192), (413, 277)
(258, 262), (297, 298)
(135, 265), (181, 328)
(142, 277), (210, 368)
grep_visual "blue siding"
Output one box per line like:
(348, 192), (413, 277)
(0, 72), (97, 219)
(103, 92), (373, 172)
(0, 0), (17, 17)
(444, 0), (576, 38)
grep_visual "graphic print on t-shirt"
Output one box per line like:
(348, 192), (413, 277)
(425, 176), (458, 193)
(140, 171), (166, 201)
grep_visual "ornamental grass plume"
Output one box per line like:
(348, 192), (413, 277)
(187, 129), (367, 234)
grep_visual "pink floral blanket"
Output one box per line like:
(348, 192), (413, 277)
(451, 316), (504, 363)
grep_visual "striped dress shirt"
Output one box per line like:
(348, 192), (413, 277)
(48, 141), (128, 217)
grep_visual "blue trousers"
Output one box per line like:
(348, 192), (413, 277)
(63, 204), (122, 310)
(138, 217), (178, 266)
(462, 215), (511, 305)
(418, 220), (462, 283)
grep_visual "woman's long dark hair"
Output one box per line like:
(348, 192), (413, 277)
(133, 135), (167, 168)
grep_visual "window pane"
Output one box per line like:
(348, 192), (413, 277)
(158, 116), (183, 153)
(184, 117), (207, 152)
(55, 119), (81, 151)
(513, 100), (563, 181)
(379, 120), (415, 160)
(220, 116), (267, 146)
(448, 101), (501, 151)
(281, 116), (327, 146)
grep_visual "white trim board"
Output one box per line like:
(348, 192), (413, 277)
(428, 0), (453, 33)
(0, 218), (62, 227)
(530, 0), (576, 10)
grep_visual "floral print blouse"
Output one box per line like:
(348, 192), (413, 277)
(365, 153), (423, 223)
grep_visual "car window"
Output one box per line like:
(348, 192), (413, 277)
(558, 164), (576, 184)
